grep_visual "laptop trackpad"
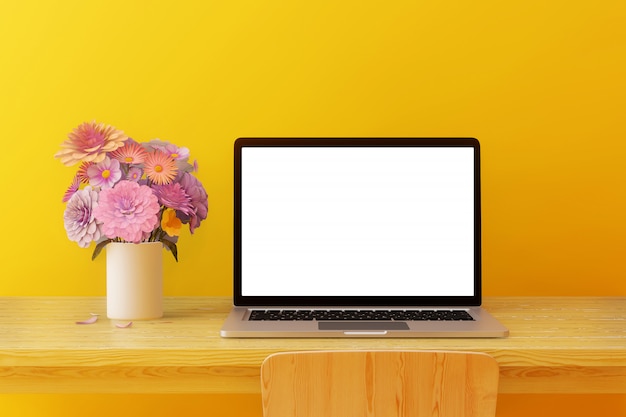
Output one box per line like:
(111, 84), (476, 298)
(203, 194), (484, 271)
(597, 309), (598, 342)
(319, 322), (409, 331)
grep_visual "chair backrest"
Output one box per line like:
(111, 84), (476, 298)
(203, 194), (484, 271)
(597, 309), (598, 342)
(260, 350), (499, 417)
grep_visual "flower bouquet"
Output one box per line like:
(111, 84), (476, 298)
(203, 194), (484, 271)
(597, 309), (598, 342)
(56, 121), (208, 261)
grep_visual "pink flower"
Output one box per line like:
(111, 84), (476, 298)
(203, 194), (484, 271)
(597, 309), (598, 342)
(87, 157), (122, 189)
(64, 186), (102, 248)
(62, 175), (81, 203)
(55, 121), (128, 166)
(151, 182), (194, 215)
(93, 180), (160, 243)
(177, 172), (208, 233)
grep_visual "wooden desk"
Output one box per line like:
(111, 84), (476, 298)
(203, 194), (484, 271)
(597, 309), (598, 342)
(1, 297), (624, 394)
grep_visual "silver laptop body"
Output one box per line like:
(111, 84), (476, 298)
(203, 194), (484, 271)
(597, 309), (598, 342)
(220, 138), (508, 338)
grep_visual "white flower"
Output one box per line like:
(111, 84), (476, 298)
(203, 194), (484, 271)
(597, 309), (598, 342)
(63, 186), (102, 248)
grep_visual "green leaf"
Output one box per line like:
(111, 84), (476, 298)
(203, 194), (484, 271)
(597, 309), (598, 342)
(92, 239), (114, 260)
(162, 239), (178, 262)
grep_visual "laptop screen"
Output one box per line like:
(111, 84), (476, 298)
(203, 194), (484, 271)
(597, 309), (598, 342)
(234, 138), (481, 307)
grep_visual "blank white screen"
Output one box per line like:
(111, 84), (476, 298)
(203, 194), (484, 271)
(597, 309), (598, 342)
(241, 147), (475, 296)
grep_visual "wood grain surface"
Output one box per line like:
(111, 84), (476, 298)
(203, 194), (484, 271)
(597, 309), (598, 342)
(1, 297), (624, 393)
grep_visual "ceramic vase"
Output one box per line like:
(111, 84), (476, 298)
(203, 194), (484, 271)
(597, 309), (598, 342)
(106, 241), (163, 320)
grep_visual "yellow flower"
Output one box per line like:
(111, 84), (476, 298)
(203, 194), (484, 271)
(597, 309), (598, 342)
(161, 208), (182, 237)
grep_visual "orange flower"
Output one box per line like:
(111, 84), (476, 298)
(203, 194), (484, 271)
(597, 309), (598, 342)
(161, 208), (182, 237)
(144, 150), (178, 185)
(110, 140), (148, 164)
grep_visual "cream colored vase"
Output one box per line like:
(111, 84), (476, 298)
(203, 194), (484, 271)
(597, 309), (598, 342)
(106, 242), (163, 320)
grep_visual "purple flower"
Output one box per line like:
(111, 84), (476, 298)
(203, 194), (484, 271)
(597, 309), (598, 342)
(151, 182), (194, 215)
(87, 157), (122, 189)
(177, 172), (208, 233)
(126, 167), (143, 182)
(93, 180), (160, 243)
(145, 139), (190, 161)
(63, 186), (102, 248)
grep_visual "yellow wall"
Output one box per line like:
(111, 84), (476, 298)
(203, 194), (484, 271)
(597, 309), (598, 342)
(1, 0), (624, 415)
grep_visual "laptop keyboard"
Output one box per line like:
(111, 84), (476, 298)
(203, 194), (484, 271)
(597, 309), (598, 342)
(248, 309), (474, 321)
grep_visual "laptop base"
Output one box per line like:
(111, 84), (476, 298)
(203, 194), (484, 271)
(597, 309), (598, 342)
(220, 306), (509, 338)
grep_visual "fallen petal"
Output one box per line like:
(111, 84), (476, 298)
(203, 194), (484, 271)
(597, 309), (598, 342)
(115, 321), (133, 328)
(76, 314), (99, 325)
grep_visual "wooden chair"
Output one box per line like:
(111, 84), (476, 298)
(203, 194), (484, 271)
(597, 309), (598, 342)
(260, 350), (499, 417)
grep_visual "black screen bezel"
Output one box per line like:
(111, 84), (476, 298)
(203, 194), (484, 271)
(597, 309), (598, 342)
(233, 137), (482, 307)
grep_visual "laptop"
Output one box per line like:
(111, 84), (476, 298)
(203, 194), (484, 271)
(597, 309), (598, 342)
(220, 138), (509, 338)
